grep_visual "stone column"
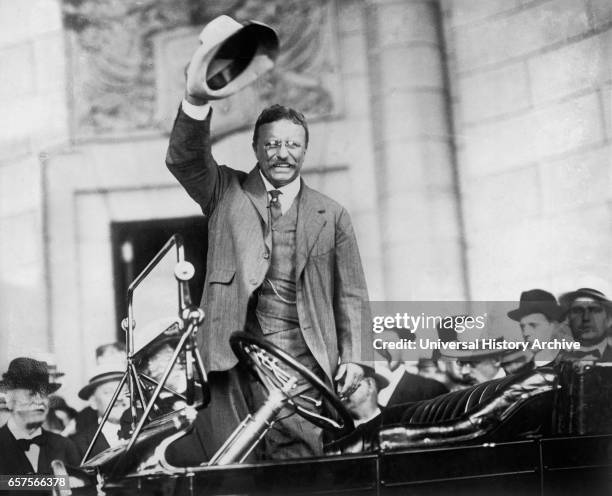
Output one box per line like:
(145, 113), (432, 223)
(365, 0), (468, 300)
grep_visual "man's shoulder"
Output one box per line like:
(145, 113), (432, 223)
(301, 183), (348, 214)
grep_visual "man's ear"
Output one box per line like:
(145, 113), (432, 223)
(87, 395), (97, 410)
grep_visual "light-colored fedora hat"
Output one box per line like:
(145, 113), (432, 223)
(78, 363), (125, 400)
(186, 15), (279, 100)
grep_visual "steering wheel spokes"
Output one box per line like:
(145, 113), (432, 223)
(230, 332), (354, 435)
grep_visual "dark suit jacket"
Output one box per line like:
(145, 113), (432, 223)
(0, 424), (80, 474)
(70, 426), (110, 460)
(387, 371), (449, 407)
(166, 108), (371, 380)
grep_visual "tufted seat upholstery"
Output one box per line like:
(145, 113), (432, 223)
(378, 369), (557, 451)
(399, 374), (521, 425)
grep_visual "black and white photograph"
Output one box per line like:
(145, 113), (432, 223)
(0, 0), (611, 494)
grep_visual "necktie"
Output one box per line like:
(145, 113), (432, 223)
(269, 189), (282, 223)
(16, 433), (46, 451)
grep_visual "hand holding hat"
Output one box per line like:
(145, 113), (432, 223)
(186, 15), (279, 102)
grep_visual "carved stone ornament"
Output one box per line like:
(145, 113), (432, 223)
(62, 0), (343, 138)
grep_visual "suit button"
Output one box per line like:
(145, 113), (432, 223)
(250, 278), (258, 285)
(263, 252), (269, 259)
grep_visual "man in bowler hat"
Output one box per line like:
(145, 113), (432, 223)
(507, 289), (566, 364)
(0, 357), (79, 474)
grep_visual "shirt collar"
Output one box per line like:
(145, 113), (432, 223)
(580, 337), (609, 355)
(7, 418), (43, 440)
(258, 170), (301, 213)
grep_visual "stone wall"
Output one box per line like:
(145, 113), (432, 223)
(443, 0), (612, 299)
(0, 0), (68, 367)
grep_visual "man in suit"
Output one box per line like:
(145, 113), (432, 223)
(375, 329), (448, 408)
(167, 73), (370, 459)
(558, 288), (612, 362)
(507, 289), (567, 364)
(327, 366), (388, 454)
(0, 357), (80, 475)
(71, 366), (128, 459)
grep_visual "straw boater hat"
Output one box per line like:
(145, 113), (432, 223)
(186, 14), (279, 100)
(558, 288), (612, 314)
(0, 357), (61, 394)
(78, 364), (124, 400)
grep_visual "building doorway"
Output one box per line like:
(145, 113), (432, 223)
(111, 216), (208, 341)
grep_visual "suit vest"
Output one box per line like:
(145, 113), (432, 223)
(256, 198), (299, 333)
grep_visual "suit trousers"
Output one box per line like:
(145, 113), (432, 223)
(193, 321), (324, 462)
(249, 325), (324, 460)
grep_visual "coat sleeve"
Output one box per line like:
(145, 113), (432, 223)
(165, 106), (233, 216)
(333, 208), (372, 366)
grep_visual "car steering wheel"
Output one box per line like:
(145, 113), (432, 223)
(230, 331), (354, 436)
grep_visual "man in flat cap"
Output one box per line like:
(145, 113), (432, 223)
(507, 289), (566, 364)
(558, 288), (612, 362)
(0, 357), (79, 474)
(166, 20), (370, 460)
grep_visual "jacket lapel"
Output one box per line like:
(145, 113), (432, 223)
(0, 425), (36, 473)
(243, 166), (271, 251)
(243, 166), (269, 225)
(296, 181), (327, 277)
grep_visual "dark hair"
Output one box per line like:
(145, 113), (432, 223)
(252, 104), (309, 148)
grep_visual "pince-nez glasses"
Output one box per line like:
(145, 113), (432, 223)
(263, 139), (303, 152)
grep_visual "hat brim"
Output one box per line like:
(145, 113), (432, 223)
(187, 17), (279, 99)
(507, 304), (564, 322)
(78, 372), (124, 400)
(559, 290), (612, 312)
(440, 347), (504, 360)
(361, 365), (390, 390)
(0, 378), (61, 395)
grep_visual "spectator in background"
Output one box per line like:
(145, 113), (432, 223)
(444, 346), (505, 385)
(327, 366), (388, 454)
(435, 319), (484, 391)
(375, 329), (448, 407)
(0, 357), (79, 474)
(71, 365), (128, 459)
(507, 289), (566, 364)
(558, 288), (612, 362)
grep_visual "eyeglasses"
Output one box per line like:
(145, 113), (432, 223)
(263, 140), (303, 152)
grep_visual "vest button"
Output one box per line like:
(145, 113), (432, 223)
(263, 252), (270, 259)
(250, 278), (258, 285)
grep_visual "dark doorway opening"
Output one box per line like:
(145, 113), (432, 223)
(111, 216), (208, 341)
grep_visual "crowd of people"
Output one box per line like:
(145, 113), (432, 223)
(0, 286), (610, 474)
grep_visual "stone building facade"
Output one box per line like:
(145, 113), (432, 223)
(0, 0), (610, 403)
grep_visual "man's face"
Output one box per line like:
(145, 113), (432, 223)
(458, 358), (500, 384)
(90, 381), (128, 424)
(253, 119), (307, 188)
(519, 313), (557, 344)
(8, 388), (49, 429)
(568, 297), (609, 346)
(341, 377), (377, 420)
